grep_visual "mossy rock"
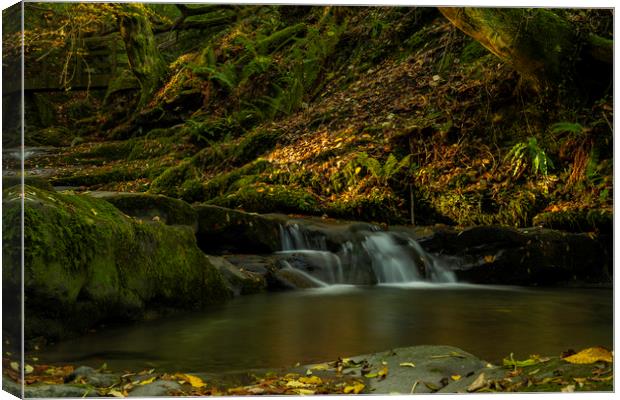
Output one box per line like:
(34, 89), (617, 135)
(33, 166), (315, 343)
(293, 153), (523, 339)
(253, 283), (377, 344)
(533, 209), (612, 234)
(194, 204), (287, 254)
(50, 166), (144, 188)
(104, 69), (140, 104)
(94, 192), (198, 229)
(2, 185), (231, 341)
(2, 176), (53, 191)
(325, 188), (405, 224)
(27, 127), (76, 147)
(202, 159), (271, 200)
(149, 160), (201, 199)
(207, 183), (321, 215)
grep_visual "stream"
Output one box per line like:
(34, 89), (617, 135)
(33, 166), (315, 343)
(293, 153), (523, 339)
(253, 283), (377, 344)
(37, 285), (612, 373)
(32, 209), (614, 374)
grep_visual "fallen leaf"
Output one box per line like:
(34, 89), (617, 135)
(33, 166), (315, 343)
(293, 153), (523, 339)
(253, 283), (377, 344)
(108, 389), (125, 397)
(399, 362), (416, 368)
(299, 376), (322, 385)
(138, 377), (156, 385)
(286, 380), (307, 388)
(451, 375), (461, 381)
(295, 388), (315, 395)
(175, 373), (206, 388)
(343, 382), (365, 394)
(467, 373), (487, 392)
(24, 364), (34, 374)
(377, 366), (388, 380)
(563, 347), (612, 364)
(561, 384), (575, 392)
(10, 362), (19, 371)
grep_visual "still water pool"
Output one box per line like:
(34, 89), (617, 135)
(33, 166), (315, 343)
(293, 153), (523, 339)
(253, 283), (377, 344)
(38, 284), (612, 372)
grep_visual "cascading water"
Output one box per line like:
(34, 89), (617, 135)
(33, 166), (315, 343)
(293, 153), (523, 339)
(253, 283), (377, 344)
(278, 223), (456, 286)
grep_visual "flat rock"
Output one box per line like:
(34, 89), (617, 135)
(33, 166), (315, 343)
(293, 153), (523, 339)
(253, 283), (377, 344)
(127, 380), (182, 397)
(345, 345), (491, 394)
(69, 366), (121, 387)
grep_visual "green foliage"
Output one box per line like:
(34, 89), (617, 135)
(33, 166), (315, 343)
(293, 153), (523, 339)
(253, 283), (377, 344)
(346, 152), (412, 186)
(208, 183), (321, 215)
(505, 137), (554, 178)
(550, 121), (586, 136)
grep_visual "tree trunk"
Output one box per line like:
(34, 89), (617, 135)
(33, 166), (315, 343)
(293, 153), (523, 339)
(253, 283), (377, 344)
(439, 8), (582, 90)
(117, 4), (167, 106)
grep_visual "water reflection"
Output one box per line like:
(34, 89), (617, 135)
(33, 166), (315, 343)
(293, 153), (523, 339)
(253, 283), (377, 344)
(37, 286), (612, 372)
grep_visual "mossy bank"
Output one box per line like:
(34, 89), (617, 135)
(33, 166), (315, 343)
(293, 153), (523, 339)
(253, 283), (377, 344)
(2, 185), (231, 344)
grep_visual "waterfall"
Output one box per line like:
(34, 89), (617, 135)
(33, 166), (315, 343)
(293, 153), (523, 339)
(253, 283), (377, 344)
(278, 223), (456, 286)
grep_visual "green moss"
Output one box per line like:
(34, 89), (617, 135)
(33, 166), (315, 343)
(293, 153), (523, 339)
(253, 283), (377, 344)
(207, 183), (321, 214)
(3, 176), (53, 191)
(4, 185), (231, 341)
(460, 39), (488, 63)
(149, 160), (201, 198)
(50, 165), (145, 187)
(533, 209), (612, 233)
(232, 129), (280, 166)
(203, 159), (271, 200)
(325, 188), (405, 223)
(101, 193), (198, 227)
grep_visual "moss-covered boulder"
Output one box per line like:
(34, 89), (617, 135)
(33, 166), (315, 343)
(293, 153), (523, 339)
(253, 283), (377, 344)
(207, 183), (322, 215)
(2, 176), (53, 191)
(2, 185), (232, 342)
(93, 192), (198, 230)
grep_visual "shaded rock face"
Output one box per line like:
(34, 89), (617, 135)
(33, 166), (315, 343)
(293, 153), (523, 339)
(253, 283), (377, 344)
(417, 225), (612, 286)
(194, 205), (286, 254)
(2, 185), (231, 342)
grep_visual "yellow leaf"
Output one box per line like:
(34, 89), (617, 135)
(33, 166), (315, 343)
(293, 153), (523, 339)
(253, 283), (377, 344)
(451, 375), (461, 381)
(563, 347), (612, 364)
(399, 362), (415, 368)
(138, 377), (156, 385)
(295, 388), (315, 395)
(108, 390), (125, 397)
(355, 167), (361, 175)
(176, 373), (206, 388)
(310, 363), (329, 371)
(484, 255), (495, 263)
(343, 382), (365, 394)
(286, 380), (307, 388)
(299, 376), (322, 385)
(10, 362), (19, 371)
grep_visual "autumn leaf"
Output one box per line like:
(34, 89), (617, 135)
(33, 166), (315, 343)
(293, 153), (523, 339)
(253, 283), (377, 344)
(399, 362), (416, 368)
(467, 373), (487, 392)
(299, 376), (322, 385)
(175, 373), (206, 388)
(138, 376), (156, 385)
(108, 389), (125, 397)
(563, 347), (612, 364)
(343, 382), (365, 394)
(451, 375), (461, 381)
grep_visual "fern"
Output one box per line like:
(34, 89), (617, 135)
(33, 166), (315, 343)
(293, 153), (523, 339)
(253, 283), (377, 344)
(506, 137), (553, 178)
(550, 122), (585, 136)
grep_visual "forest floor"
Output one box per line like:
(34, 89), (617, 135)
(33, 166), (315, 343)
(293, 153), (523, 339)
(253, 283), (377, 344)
(2, 345), (613, 396)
